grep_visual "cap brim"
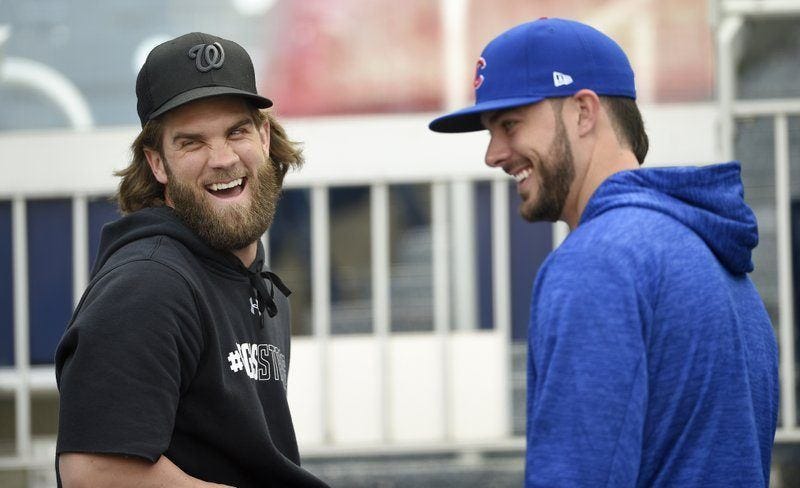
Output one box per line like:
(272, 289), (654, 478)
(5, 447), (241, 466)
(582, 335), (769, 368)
(428, 96), (546, 133)
(148, 86), (273, 121)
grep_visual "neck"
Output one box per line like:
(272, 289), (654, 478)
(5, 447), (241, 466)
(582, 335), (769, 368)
(231, 241), (258, 267)
(563, 145), (640, 230)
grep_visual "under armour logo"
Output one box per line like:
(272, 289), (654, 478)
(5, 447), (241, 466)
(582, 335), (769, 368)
(250, 297), (261, 316)
(188, 42), (225, 72)
(553, 71), (574, 87)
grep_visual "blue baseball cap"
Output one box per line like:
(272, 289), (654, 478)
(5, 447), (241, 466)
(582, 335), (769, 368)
(429, 18), (636, 133)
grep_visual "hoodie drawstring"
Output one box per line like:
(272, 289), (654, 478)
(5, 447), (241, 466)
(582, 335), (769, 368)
(247, 270), (292, 323)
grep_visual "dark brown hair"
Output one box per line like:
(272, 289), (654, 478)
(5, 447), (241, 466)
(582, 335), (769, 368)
(601, 96), (649, 165)
(548, 95), (648, 165)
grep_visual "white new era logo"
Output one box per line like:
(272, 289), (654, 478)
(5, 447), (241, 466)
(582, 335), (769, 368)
(553, 71), (574, 87)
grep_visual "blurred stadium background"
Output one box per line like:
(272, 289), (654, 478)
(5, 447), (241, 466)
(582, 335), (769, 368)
(1, 0), (800, 486)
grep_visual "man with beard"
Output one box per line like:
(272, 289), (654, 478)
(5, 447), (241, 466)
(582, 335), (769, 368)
(430, 18), (778, 487)
(55, 33), (329, 488)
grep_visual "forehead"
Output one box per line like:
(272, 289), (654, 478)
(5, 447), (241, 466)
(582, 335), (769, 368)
(161, 96), (254, 133)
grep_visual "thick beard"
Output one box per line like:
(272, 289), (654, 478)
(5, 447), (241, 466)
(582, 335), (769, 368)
(165, 152), (281, 251)
(520, 116), (575, 223)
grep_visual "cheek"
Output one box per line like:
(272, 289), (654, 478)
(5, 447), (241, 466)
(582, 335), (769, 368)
(244, 148), (269, 171)
(232, 140), (262, 164)
(165, 157), (202, 184)
(511, 139), (543, 166)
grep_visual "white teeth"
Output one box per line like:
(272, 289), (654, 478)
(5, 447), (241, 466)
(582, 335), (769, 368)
(513, 169), (532, 183)
(208, 178), (243, 191)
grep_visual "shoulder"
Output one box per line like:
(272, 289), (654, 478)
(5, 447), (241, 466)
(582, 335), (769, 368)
(536, 208), (686, 304)
(89, 233), (211, 306)
(76, 251), (202, 337)
(99, 234), (198, 276)
(91, 257), (193, 298)
(553, 207), (703, 272)
(575, 207), (693, 255)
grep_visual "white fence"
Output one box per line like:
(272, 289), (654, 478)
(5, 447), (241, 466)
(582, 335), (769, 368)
(715, 0), (800, 442)
(4, 103), (800, 478)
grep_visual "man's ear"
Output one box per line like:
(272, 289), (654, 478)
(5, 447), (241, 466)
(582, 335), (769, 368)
(572, 89), (601, 137)
(259, 117), (271, 155)
(144, 147), (169, 185)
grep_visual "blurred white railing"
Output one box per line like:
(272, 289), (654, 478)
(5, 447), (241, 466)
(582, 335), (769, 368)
(715, 0), (800, 442)
(0, 113), (517, 470)
(4, 104), (787, 475)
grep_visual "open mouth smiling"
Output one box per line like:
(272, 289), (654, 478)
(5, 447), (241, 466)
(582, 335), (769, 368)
(512, 168), (532, 183)
(205, 177), (247, 198)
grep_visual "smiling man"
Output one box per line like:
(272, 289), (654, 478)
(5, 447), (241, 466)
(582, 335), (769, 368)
(430, 18), (778, 488)
(55, 33), (328, 488)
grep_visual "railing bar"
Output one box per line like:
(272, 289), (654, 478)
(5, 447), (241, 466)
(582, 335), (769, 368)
(261, 231), (270, 268)
(72, 195), (89, 307)
(552, 221), (570, 250)
(732, 99), (800, 118)
(432, 182), (451, 439)
(775, 114), (797, 429)
(717, 16), (743, 162)
(12, 197), (31, 458)
(722, 0), (800, 17)
(371, 184), (391, 441)
(491, 180), (512, 436)
(432, 183), (450, 335)
(450, 181), (477, 330)
(491, 180), (511, 338)
(311, 186), (331, 443)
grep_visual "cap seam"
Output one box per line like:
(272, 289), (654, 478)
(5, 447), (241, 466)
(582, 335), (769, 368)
(566, 20), (597, 86)
(525, 21), (534, 98)
(143, 62), (154, 119)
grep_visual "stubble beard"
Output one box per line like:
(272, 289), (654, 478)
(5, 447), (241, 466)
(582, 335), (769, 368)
(519, 117), (575, 223)
(165, 152), (281, 251)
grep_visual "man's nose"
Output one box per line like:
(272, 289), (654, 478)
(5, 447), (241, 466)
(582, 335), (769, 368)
(484, 136), (510, 168)
(207, 142), (238, 169)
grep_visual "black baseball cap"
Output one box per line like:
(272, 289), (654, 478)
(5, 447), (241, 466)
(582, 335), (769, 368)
(135, 32), (272, 126)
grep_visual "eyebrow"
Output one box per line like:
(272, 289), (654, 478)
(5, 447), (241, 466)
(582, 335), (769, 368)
(483, 111), (503, 128)
(170, 118), (254, 144)
(483, 108), (516, 128)
(227, 117), (255, 132)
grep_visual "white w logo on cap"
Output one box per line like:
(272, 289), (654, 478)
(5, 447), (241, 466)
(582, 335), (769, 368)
(553, 71), (574, 87)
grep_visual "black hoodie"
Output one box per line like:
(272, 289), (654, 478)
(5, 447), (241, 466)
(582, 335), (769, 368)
(55, 207), (328, 487)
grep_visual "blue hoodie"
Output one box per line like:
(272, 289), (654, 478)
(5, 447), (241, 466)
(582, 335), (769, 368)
(525, 162), (779, 487)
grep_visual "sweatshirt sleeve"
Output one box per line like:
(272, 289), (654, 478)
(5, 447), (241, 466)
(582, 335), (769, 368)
(525, 247), (650, 487)
(55, 259), (204, 462)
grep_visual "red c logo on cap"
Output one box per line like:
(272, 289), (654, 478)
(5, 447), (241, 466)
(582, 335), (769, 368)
(474, 57), (487, 90)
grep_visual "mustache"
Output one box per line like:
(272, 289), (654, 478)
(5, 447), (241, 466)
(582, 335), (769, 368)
(201, 169), (249, 185)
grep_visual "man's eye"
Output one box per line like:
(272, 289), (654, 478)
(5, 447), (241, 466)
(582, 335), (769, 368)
(180, 140), (198, 148)
(501, 120), (517, 131)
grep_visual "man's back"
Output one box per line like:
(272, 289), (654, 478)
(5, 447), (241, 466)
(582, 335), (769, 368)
(526, 164), (778, 486)
(638, 213), (777, 486)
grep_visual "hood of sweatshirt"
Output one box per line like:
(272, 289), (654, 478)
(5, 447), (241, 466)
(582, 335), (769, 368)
(92, 206), (289, 317)
(580, 162), (759, 275)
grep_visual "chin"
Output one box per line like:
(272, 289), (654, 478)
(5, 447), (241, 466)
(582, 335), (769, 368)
(208, 193), (250, 210)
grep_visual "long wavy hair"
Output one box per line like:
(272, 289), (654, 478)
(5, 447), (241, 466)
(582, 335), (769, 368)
(115, 105), (304, 214)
